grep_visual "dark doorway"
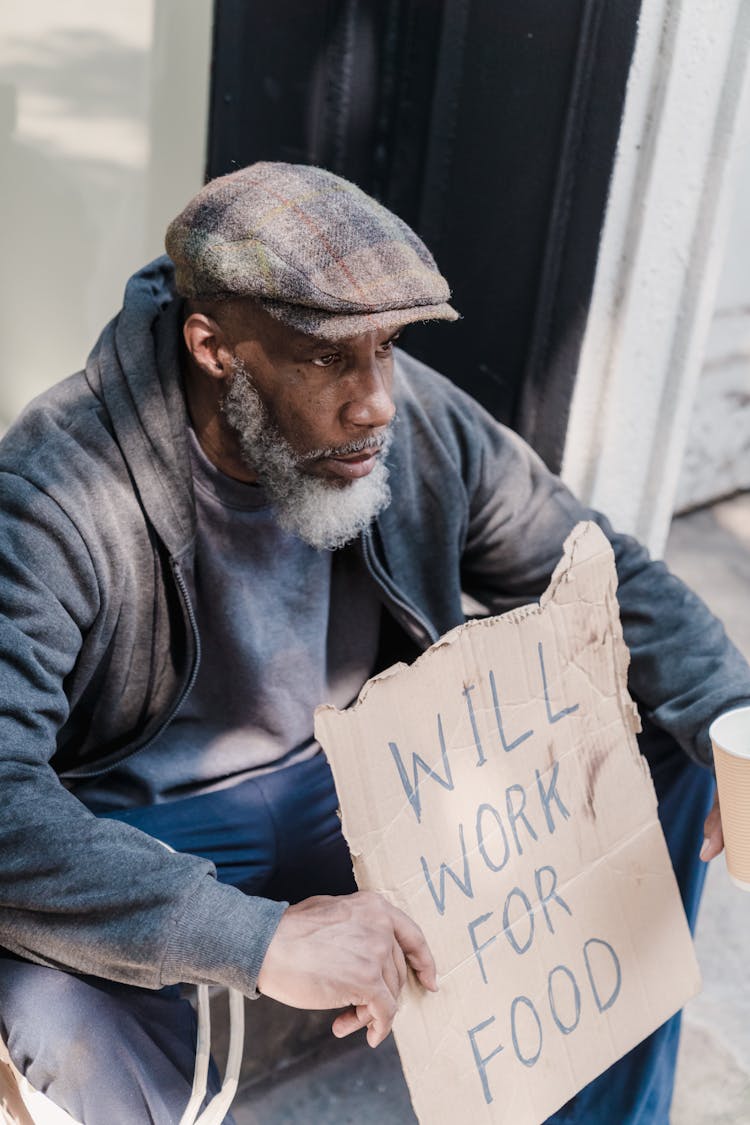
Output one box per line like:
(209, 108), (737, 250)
(207, 0), (641, 471)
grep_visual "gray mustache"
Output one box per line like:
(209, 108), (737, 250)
(305, 425), (394, 463)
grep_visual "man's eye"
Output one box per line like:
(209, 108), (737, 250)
(310, 353), (339, 368)
(379, 333), (400, 353)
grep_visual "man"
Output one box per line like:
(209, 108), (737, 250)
(0, 162), (741, 1124)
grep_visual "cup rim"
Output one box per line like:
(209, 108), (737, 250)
(710, 704), (750, 761)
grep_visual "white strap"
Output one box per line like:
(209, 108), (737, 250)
(177, 984), (212, 1125)
(176, 984), (245, 1125)
(192, 988), (245, 1125)
(153, 838), (245, 1125)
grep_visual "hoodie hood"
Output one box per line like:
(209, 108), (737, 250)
(84, 255), (196, 558)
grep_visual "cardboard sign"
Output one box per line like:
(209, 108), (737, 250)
(314, 521), (701, 1124)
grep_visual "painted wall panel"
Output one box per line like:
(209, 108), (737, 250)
(0, 0), (213, 424)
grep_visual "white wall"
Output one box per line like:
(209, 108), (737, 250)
(675, 117), (750, 511)
(561, 0), (750, 556)
(0, 0), (213, 424)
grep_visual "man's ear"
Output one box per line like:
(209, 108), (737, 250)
(183, 313), (233, 381)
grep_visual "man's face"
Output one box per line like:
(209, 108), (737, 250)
(216, 306), (400, 550)
(226, 309), (398, 473)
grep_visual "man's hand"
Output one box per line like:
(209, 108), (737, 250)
(256, 891), (438, 1047)
(700, 790), (724, 862)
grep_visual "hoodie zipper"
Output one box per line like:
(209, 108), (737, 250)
(359, 533), (438, 651)
(61, 559), (201, 780)
(143, 559), (203, 748)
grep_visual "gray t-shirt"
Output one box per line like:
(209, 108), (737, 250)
(78, 429), (381, 811)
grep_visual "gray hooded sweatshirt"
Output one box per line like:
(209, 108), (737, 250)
(0, 257), (748, 998)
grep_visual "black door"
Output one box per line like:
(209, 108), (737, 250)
(207, 0), (641, 471)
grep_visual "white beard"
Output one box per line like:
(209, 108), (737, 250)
(221, 360), (393, 551)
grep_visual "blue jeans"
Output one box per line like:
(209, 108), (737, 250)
(0, 735), (713, 1125)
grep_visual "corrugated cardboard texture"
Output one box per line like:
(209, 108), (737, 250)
(314, 521), (701, 1124)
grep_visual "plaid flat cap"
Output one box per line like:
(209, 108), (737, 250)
(165, 162), (458, 339)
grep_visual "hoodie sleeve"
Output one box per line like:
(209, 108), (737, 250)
(0, 472), (285, 994)
(458, 407), (750, 768)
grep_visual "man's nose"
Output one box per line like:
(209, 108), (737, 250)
(340, 364), (396, 430)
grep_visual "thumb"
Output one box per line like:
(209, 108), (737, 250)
(700, 790), (724, 861)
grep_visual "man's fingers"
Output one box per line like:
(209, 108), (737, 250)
(700, 791), (724, 861)
(381, 941), (406, 1004)
(389, 905), (438, 991)
(332, 942), (408, 1043)
(336, 985), (397, 1048)
(365, 985), (397, 1047)
(332, 1006), (367, 1039)
(332, 1001), (385, 1041)
(392, 940), (408, 993)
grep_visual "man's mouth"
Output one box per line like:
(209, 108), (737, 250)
(314, 447), (382, 480)
(298, 426), (393, 483)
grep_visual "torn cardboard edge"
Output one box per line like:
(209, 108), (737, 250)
(342, 520), (635, 716)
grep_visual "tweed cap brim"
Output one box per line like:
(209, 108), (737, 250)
(165, 162), (459, 335)
(260, 297), (459, 341)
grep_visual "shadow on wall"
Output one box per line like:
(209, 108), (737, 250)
(0, 25), (151, 422)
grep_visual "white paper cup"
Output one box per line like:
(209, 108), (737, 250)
(709, 706), (750, 891)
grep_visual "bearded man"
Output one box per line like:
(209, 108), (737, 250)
(0, 162), (742, 1124)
